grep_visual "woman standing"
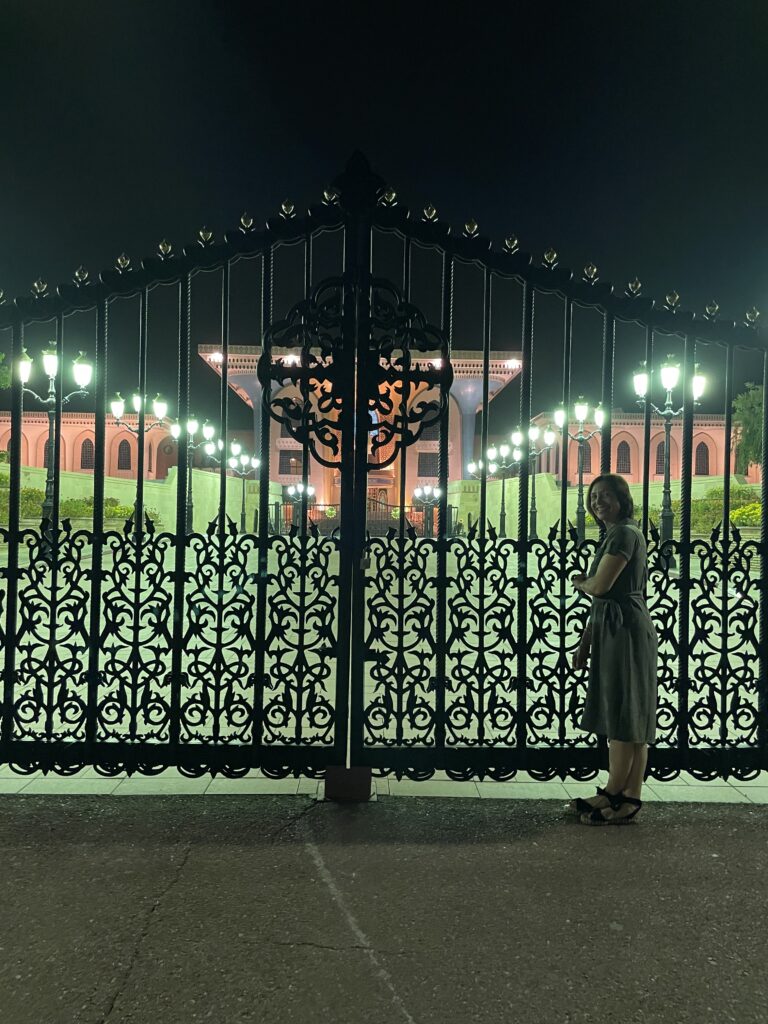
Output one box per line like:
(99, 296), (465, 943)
(568, 473), (658, 825)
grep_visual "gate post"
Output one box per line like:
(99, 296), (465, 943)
(324, 765), (373, 802)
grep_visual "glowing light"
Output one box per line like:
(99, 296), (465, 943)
(202, 421), (215, 441)
(228, 457), (238, 470)
(239, 453), (249, 467)
(230, 441), (242, 457)
(633, 365), (649, 399)
(528, 425), (540, 443)
(487, 446), (498, 461)
(511, 430), (523, 447)
(17, 350), (32, 384)
(204, 442), (215, 456)
(414, 487), (423, 499)
(72, 353), (93, 389)
(594, 404), (605, 429)
(110, 394), (125, 421)
(209, 351), (224, 364)
(660, 357), (680, 392)
(132, 393), (142, 413)
(574, 398), (589, 424)
(499, 444), (510, 458)
(512, 448), (522, 462)
(170, 421), (181, 440)
(467, 462), (476, 475)
(186, 418), (199, 436)
(152, 395), (168, 420)
(692, 365), (706, 401)
(42, 350), (59, 379)
(543, 427), (556, 447)
(554, 407), (566, 429)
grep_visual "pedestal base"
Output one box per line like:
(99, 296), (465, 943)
(324, 766), (373, 803)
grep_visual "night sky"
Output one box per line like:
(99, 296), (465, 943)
(2, 1), (767, 436)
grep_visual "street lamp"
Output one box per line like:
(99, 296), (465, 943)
(227, 450), (262, 533)
(468, 443), (517, 537)
(169, 418), (217, 532)
(413, 484), (441, 538)
(554, 397), (604, 544)
(286, 480), (317, 535)
(109, 392), (171, 532)
(110, 391), (169, 430)
(18, 347), (93, 546)
(511, 424), (557, 539)
(633, 356), (706, 565)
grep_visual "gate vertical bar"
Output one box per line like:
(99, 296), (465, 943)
(86, 300), (108, 751)
(347, 182), (374, 769)
(719, 341), (734, 755)
(677, 333), (695, 763)
(759, 350), (768, 765)
(474, 269), (492, 750)
(641, 326), (653, 536)
(1, 319), (23, 754)
(212, 263), (230, 748)
(600, 313), (616, 475)
(516, 281), (533, 753)
(435, 252), (454, 755)
(557, 298), (572, 747)
(169, 275), (191, 760)
(253, 247), (273, 755)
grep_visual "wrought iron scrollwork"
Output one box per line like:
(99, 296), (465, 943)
(263, 524), (338, 745)
(13, 521), (91, 740)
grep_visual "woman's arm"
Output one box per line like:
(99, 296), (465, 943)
(573, 552), (628, 597)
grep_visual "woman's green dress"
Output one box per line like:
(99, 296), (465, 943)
(578, 519), (659, 744)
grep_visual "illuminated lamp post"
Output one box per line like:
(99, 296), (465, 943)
(554, 397), (604, 544)
(169, 418), (216, 532)
(633, 356), (706, 567)
(18, 347), (93, 553)
(413, 484), (441, 538)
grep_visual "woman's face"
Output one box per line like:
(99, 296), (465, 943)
(590, 482), (622, 524)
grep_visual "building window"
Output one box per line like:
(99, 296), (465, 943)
(580, 443), (592, 475)
(655, 441), (665, 475)
(279, 450), (301, 475)
(420, 418), (441, 441)
(417, 451), (440, 477)
(80, 438), (95, 469)
(616, 440), (631, 475)
(117, 439), (132, 471)
(695, 441), (710, 476)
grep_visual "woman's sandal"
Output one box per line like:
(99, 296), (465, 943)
(567, 785), (622, 816)
(579, 793), (642, 826)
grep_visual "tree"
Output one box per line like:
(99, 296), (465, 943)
(732, 382), (763, 474)
(0, 352), (9, 390)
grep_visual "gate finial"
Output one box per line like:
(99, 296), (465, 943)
(331, 152), (386, 214)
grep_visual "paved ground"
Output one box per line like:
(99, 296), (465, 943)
(1, 787), (766, 1024)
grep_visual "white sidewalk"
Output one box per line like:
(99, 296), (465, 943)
(1, 765), (766, 802)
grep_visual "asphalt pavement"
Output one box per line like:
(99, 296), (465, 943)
(1, 793), (766, 1024)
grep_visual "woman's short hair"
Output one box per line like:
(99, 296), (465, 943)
(586, 473), (634, 522)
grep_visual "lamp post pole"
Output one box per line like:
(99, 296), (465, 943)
(18, 348), (93, 557)
(633, 357), (706, 569)
(554, 398), (604, 545)
(413, 485), (441, 538)
(170, 418), (217, 532)
(110, 391), (170, 531)
(286, 481), (316, 533)
(509, 425), (556, 540)
(467, 446), (516, 538)
(205, 440), (260, 533)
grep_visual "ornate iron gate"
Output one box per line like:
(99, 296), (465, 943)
(0, 154), (766, 783)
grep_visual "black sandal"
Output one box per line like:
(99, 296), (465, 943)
(568, 785), (622, 815)
(580, 793), (642, 826)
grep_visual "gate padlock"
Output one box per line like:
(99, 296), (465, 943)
(360, 554), (371, 570)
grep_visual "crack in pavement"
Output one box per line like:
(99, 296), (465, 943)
(274, 939), (406, 956)
(267, 799), (319, 844)
(95, 843), (193, 1024)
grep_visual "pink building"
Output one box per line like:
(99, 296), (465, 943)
(0, 412), (178, 479)
(530, 410), (761, 485)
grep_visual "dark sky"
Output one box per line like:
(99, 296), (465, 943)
(1, 0), (767, 431)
